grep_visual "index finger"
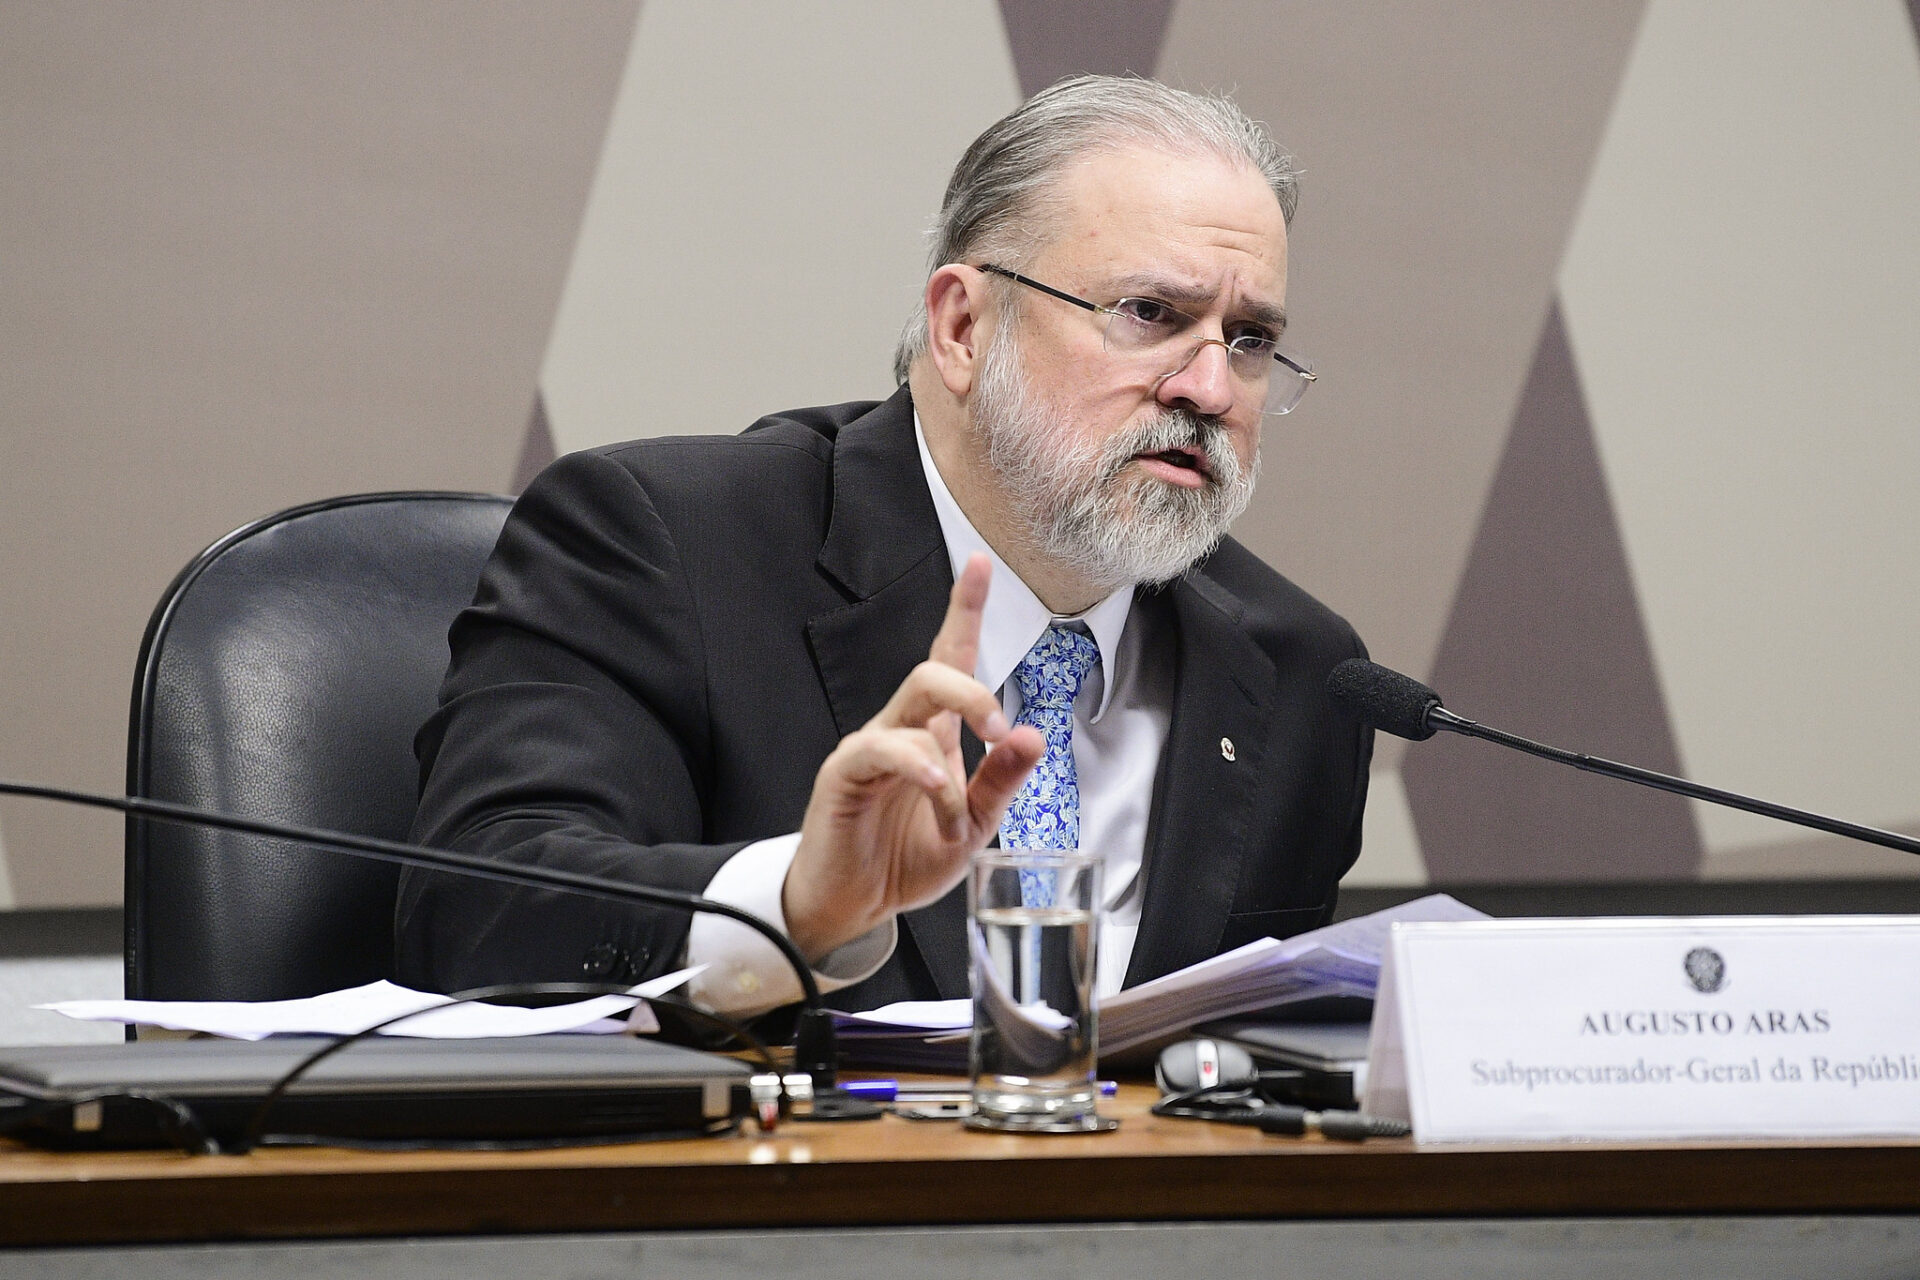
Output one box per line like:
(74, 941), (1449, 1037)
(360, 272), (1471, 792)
(929, 552), (992, 678)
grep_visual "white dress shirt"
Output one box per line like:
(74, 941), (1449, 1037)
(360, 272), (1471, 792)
(685, 415), (1173, 1015)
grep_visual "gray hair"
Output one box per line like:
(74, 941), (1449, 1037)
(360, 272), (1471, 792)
(892, 75), (1299, 384)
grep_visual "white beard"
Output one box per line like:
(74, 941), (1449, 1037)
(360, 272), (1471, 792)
(972, 326), (1259, 595)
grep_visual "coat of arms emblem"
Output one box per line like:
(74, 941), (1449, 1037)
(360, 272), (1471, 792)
(1683, 946), (1726, 994)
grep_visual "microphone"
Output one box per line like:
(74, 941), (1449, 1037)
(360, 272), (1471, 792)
(0, 778), (838, 1080)
(1325, 659), (1920, 860)
(1324, 659), (1446, 741)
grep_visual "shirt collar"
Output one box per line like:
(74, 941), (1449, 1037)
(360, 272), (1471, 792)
(913, 412), (1133, 720)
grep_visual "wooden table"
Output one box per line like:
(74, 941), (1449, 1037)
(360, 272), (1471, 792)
(3, 1082), (1919, 1249)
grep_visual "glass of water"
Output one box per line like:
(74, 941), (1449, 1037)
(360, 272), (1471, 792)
(965, 848), (1117, 1133)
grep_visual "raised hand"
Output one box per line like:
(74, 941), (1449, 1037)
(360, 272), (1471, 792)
(782, 554), (1044, 963)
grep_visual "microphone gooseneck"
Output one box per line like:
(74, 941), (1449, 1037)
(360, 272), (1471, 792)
(0, 778), (825, 1010)
(1323, 660), (1920, 861)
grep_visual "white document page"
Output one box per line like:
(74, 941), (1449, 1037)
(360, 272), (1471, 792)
(38, 969), (702, 1040)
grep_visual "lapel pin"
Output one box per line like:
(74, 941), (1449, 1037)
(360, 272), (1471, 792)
(1219, 737), (1236, 762)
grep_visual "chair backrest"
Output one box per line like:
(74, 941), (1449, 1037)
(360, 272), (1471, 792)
(125, 491), (512, 1002)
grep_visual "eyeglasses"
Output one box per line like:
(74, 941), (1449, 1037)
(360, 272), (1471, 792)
(978, 263), (1316, 416)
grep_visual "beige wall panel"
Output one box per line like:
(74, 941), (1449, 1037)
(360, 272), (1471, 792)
(1559, 0), (1920, 864)
(1343, 766), (1428, 888)
(1703, 822), (1920, 880)
(1158, 0), (1646, 750)
(540, 0), (1022, 453)
(0, 2), (638, 905)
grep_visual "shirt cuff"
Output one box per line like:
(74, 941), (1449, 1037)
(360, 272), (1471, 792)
(685, 832), (896, 1016)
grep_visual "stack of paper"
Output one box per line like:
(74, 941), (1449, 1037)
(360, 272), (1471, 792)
(833, 894), (1486, 1070)
(831, 1001), (975, 1072)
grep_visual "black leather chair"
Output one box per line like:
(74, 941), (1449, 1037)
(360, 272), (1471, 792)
(124, 491), (512, 1004)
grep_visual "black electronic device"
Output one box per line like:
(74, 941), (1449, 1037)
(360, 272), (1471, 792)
(0, 1035), (752, 1150)
(1199, 1020), (1369, 1110)
(0, 776), (854, 1151)
(1150, 1037), (1406, 1140)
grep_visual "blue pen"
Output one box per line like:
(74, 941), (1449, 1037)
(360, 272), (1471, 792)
(843, 1079), (1118, 1102)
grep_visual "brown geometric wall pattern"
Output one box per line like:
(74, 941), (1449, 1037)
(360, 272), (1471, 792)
(1554, 0), (1920, 881)
(996, 0), (1177, 94)
(5, 0), (1920, 908)
(512, 393), (560, 498)
(1402, 303), (1703, 882)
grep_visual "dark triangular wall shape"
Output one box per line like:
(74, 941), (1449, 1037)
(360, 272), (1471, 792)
(997, 0), (1176, 96)
(1401, 301), (1704, 881)
(511, 391), (559, 495)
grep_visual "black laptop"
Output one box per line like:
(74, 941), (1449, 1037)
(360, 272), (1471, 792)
(0, 1034), (753, 1150)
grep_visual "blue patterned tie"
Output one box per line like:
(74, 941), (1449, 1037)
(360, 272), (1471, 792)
(999, 624), (1101, 906)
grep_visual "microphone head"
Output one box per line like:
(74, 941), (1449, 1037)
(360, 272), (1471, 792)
(1325, 659), (1442, 741)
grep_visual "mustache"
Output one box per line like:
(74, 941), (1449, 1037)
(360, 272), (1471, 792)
(1096, 409), (1239, 483)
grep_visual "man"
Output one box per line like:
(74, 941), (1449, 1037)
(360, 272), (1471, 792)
(395, 76), (1372, 1016)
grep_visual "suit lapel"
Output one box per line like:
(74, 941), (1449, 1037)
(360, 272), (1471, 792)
(803, 389), (972, 998)
(1123, 572), (1277, 986)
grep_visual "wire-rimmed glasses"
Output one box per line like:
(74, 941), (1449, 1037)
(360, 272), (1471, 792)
(979, 263), (1315, 416)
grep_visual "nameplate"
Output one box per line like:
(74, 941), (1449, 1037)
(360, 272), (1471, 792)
(1361, 917), (1920, 1142)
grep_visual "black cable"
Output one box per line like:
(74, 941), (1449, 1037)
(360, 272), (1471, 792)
(1152, 1081), (1409, 1141)
(233, 981), (776, 1154)
(1151, 1080), (1267, 1120)
(0, 1087), (218, 1155)
(0, 778), (824, 1008)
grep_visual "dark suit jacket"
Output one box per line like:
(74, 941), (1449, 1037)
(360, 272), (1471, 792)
(395, 387), (1372, 1008)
